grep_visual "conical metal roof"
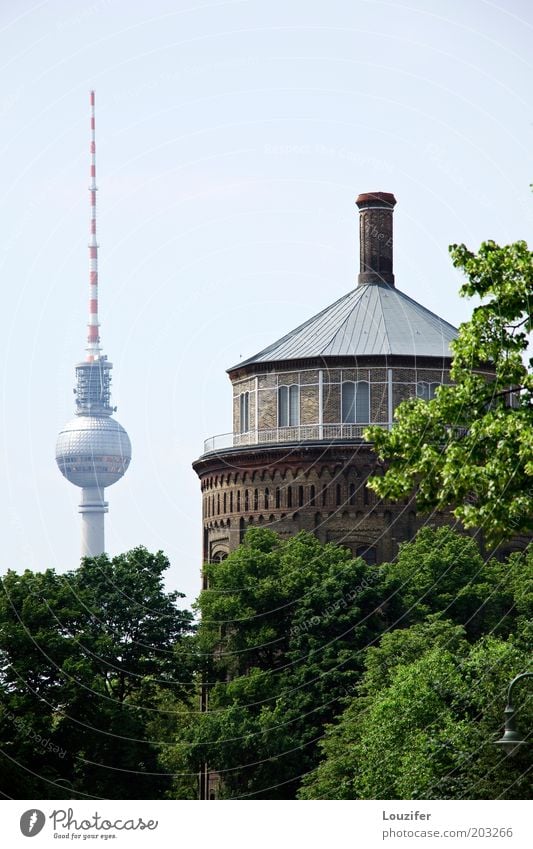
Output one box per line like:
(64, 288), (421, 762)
(232, 282), (457, 369)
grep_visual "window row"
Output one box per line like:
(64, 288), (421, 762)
(238, 380), (442, 432)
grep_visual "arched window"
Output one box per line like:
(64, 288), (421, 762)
(321, 485), (328, 506)
(310, 485), (316, 506)
(264, 488), (270, 509)
(349, 483), (356, 506)
(237, 490), (241, 512)
(298, 485), (304, 507)
(336, 484), (341, 506)
(275, 487), (281, 508)
(223, 492), (227, 513)
(254, 489), (259, 511)
(240, 391), (250, 433)
(212, 551), (228, 564)
(278, 384), (300, 426)
(341, 381), (370, 423)
(229, 491), (234, 513)
(416, 381), (440, 401)
(217, 493), (220, 515)
(244, 489), (249, 511)
(287, 486), (293, 508)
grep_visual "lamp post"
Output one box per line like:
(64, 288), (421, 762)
(494, 672), (532, 756)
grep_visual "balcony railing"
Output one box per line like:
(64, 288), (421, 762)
(202, 422), (391, 455)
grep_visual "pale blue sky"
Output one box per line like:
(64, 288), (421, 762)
(1, 0), (532, 600)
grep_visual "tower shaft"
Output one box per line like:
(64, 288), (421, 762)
(79, 487), (108, 558)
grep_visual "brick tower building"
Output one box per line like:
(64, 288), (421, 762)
(193, 192), (459, 570)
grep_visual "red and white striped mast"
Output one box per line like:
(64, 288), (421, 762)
(87, 89), (101, 362)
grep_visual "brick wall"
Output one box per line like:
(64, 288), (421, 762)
(301, 385), (319, 423)
(197, 443), (432, 565)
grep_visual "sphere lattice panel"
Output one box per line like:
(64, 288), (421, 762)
(56, 416), (131, 488)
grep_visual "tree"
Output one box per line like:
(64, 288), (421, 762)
(299, 619), (532, 800)
(0, 547), (194, 799)
(366, 239), (533, 544)
(169, 527), (530, 799)
(380, 526), (525, 641)
(168, 529), (389, 799)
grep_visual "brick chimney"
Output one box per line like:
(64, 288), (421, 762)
(356, 191), (396, 287)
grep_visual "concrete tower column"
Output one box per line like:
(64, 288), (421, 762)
(356, 191), (396, 286)
(79, 486), (108, 557)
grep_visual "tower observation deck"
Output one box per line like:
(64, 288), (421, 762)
(56, 92), (131, 558)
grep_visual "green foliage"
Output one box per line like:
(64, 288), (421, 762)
(0, 548), (194, 799)
(382, 526), (527, 640)
(168, 529), (388, 799)
(299, 622), (532, 800)
(366, 239), (533, 543)
(165, 527), (530, 800)
(2, 529), (529, 801)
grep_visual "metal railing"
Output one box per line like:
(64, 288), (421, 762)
(202, 423), (390, 454)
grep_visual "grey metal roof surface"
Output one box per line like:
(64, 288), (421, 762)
(233, 282), (458, 368)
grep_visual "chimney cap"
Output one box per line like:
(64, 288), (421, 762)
(356, 191), (396, 209)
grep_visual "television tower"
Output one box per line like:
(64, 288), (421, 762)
(56, 91), (131, 558)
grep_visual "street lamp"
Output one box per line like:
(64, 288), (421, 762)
(494, 672), (532, 756)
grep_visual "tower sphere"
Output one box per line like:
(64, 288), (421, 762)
(56, 416), (131, 489)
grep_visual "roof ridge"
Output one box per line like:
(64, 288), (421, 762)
(302, 287), (362, 356)
(317, 286), (365, 355)
(229, 288), (355, 371)
(375, 284), (393, 355)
